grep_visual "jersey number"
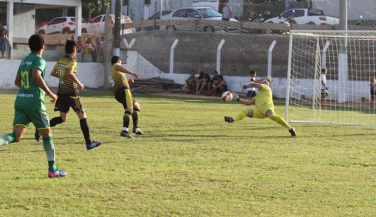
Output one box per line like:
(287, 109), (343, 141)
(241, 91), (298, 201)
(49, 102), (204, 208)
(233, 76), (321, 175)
(20, 71), (30, 90)
(109, 76), (115, 87)
(59, 69), (64, 85)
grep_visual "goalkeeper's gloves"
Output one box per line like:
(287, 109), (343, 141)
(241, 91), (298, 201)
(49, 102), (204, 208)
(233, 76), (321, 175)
(234, 92), (240, 102)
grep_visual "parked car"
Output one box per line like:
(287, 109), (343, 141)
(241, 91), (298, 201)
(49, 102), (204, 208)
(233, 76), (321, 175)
(265, 8), (339, 25)
(161, 7), (237, 32)
(38, 17), (88, 35)
(148, 10), (173, 20)
(85, 14), (135, 34)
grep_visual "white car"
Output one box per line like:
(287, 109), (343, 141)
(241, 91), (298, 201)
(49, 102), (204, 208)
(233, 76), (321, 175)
(161, 7), (237, 31)
(265, 9), (339, 25)
(85, 14), (135, 34)
(38, 17), (88, 35)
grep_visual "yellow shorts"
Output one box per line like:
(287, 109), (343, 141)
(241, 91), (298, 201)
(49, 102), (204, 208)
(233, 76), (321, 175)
(252, 104), (274, 119)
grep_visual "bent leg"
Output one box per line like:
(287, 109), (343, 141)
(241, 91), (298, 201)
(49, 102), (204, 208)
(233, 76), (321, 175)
(266, 111), (292, 130)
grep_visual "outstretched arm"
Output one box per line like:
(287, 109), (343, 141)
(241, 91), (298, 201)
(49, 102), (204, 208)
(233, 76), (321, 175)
(115, 65), (140, 78)
(232, 92), (255, 106)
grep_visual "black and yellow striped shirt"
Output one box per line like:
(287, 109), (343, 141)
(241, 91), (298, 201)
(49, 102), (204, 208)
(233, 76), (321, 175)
(109, 63), (129, 95)
(53, 55), (77, 95)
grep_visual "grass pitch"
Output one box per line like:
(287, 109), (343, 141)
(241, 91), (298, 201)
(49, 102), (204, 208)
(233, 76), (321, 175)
(0, 92), (375, 216)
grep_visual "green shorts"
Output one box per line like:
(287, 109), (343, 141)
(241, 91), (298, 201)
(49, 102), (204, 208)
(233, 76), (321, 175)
(13, 109), (50, 130)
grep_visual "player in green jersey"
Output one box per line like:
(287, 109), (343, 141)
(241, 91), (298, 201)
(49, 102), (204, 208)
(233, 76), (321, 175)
(224, 77), (296, 136)
(0, 34), (67, 178)
(35, 40), (102, 150)
(109, 56), (142, 138)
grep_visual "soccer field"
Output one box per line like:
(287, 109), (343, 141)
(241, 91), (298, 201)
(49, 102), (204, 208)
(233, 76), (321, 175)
(0, 92), (375, 216)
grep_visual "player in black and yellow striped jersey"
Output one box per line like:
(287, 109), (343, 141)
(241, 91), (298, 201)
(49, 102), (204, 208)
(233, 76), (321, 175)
(35, 40), (102, 150)
(109, 56), (142, 138)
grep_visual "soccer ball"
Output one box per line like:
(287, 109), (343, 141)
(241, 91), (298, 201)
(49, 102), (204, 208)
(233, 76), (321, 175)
(222, 91), (233, 102)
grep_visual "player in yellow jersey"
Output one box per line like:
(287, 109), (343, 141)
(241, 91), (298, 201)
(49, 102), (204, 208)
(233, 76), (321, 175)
(224, 77), (296, 136)
(35, 40), (102, 150)
(109, 56), (141, 138)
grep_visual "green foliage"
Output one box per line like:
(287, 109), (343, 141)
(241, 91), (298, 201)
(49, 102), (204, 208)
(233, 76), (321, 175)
(0, 92), (375, 216)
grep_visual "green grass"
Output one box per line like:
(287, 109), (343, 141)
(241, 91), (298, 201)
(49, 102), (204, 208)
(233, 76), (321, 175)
(0, 92), (375, 216)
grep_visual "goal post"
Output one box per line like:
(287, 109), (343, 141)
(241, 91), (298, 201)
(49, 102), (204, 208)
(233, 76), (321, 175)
(285, 30), (376, 126)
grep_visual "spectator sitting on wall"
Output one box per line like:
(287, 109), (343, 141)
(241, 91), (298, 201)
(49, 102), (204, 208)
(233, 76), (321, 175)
(185, 70), (197, 94)
(195, 71), (211, 95)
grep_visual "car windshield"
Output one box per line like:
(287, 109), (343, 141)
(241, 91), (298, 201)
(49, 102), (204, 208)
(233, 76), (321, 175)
(197, 8), (221, 18)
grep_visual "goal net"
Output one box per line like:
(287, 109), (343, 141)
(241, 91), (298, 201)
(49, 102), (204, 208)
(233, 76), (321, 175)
(285, 30), (376, 126)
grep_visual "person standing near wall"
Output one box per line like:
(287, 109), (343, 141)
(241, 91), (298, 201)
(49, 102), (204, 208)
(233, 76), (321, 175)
(370, 73), (376, 108)
(0, 22), (7, 59)
(222, 1), (233, 32)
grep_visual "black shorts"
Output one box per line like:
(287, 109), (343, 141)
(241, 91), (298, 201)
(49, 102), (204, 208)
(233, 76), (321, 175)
(371, 89), (375, 100)
(247, 90), (257, 98)
(54, 93), (84, 114)
(114, 88), (133, 110)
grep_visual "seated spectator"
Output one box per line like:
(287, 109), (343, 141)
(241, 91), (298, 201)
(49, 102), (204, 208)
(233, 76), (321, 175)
(207, 71), (219, 95)
(208, 74), (228, 96)
(0, 22), (8, 59)
(185, 70), (197, 94)
(84, 37), (97, 62)
(195, 71), (211, 95)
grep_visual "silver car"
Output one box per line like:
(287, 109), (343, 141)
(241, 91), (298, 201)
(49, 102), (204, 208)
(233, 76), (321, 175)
(161, 7), (237, 32)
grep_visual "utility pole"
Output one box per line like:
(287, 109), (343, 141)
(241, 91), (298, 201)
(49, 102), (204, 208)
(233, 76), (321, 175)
(114, 0), (121, 51)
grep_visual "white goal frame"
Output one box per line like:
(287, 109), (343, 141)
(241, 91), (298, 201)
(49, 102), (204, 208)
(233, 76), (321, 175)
(285, 30), (376, 126)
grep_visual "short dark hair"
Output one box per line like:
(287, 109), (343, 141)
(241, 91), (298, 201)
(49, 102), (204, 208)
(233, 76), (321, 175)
(199, 71), (205, 76)
(111, 56), (121, 65)
(321, 68), (327, 72)
(250, 70), (256, 75)
(214, 71), (218, 74)
(28, 34), (45, 52)
(65, 40), (77, 54)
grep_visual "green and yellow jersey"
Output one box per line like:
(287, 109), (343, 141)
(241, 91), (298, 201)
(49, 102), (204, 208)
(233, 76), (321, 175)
(53, 55), (77, 95)
(14, 53), (46, 111)
(253, 84), (274, 109)
(109, 63), (129, 95)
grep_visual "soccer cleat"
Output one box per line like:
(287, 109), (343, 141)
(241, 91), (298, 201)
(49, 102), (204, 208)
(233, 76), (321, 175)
(132, 128), (144, 135)
(120, 131), (134, 138)
(34, 129), (40, 142)
(289, 127), (296, 136)
(86, 141), (102, 150)
(224, 116), (235, 123)
(48, 168), (67, 178)
(234, 92), (240, 102)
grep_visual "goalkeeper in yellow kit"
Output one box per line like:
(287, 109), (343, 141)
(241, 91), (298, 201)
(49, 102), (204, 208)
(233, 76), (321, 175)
(224, 77), (296, 136)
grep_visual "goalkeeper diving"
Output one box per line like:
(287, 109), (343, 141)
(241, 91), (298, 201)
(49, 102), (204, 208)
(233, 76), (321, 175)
(224, 76), (296, 136)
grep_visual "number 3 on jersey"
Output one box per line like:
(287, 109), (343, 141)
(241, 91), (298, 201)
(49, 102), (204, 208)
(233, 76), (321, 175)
(109, 75), (115, 87)
(20, 71), (30, 90)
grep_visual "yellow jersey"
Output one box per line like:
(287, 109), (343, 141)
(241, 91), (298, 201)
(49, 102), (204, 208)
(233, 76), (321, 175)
(53, 55), (77, 95)
(109, 63), (129, 95)
(253, 84), (274, 109)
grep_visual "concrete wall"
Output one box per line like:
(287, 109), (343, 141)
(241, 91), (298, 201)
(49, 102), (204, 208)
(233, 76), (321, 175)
(0, 52), (372, 102)
(0, 60), (104, 90)
(13, 4), (35, 37)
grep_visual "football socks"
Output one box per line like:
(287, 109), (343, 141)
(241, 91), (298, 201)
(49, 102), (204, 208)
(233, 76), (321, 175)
(123, 111), (131, 128)
(0, 133), (16, 146)
(50, 117), (63, 127)
(80, 118), (91, 144)
(235, 109), (248, 121)
(268, 113), (292, 130)
(132, 110), (139, 129)
(42, 137), (56, 171)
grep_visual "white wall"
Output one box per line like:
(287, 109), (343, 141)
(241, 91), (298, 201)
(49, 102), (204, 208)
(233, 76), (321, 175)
(0, 56), (372, 103)
(0, 60), (104, 90)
